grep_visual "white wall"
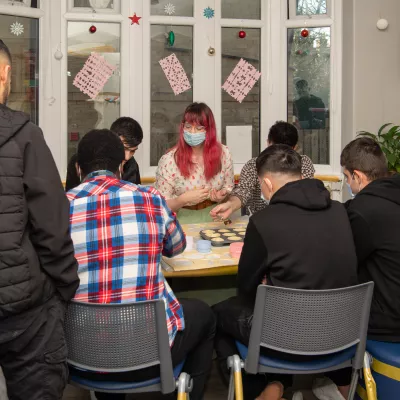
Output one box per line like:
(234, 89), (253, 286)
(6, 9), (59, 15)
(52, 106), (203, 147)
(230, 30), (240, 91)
(343, 0), (400, 143)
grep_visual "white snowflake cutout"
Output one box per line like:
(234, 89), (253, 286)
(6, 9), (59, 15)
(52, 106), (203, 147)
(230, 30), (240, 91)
(164, 2), (175, 15)
(10, 22), (24, 36)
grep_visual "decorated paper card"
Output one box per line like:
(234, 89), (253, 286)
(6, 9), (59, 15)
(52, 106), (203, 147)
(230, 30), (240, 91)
(73, 53), (117, 100)
(222, 58), (261, 103)
(159, 53), (191, 96)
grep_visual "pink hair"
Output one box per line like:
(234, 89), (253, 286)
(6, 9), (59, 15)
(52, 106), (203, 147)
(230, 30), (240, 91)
(173, 102), (222, 181)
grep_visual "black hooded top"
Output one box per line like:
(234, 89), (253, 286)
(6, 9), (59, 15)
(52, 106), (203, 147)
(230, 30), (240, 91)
(238, 179), (358, 303)
(346, 174), (400, 341)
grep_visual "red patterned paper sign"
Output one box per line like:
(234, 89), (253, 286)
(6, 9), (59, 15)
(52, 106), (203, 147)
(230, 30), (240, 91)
(73, 53), (117, 100)
(222, 58), (261, 103)
(159, 53), (191, 96)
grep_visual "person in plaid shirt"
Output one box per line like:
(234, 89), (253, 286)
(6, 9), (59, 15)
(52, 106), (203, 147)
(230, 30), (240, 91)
(67, 129), (216, 400)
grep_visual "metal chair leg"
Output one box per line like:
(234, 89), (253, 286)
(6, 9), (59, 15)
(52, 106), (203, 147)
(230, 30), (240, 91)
(177, 372), (192, 400)
(227, 356), (235, 400)
(362, 352), (377, 400)
(348, 368), (359, 400)
(227, 355), (244, 400)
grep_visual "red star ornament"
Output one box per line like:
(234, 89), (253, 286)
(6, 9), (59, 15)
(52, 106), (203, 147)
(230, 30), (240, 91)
(129, 13), (141, 25)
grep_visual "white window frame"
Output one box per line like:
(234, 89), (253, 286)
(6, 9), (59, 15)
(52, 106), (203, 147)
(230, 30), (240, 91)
(67, 0), (121, 14)
(288, 0), (332, 20)
(285, 0), (342, 176)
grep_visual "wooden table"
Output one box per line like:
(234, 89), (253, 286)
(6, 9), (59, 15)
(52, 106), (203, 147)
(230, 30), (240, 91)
(163, 265), (238, 278)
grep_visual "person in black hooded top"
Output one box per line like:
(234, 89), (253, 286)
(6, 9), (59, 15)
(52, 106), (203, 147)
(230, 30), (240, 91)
(213, 144), (357, 400)
(341, 137), (400, 342)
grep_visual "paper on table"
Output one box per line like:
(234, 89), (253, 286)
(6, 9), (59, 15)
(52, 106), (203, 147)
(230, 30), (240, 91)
(226, 125), (252, 164)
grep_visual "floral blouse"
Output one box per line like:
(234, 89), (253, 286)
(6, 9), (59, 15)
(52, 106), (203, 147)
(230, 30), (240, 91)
(155, 145), (234, 205)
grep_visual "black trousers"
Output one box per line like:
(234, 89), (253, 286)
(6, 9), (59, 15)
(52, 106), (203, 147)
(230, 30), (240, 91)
(77, 298), (216, 400)
(0, 296), (68, 400)
(213, 297), (352, 400)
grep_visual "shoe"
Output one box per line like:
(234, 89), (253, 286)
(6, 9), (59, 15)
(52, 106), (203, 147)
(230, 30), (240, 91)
(312, 377), (345, 400)
(292, 391), (304, 400)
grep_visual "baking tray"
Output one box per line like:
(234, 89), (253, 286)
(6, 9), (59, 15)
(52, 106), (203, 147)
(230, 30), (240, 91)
(199, 227), (246, 246)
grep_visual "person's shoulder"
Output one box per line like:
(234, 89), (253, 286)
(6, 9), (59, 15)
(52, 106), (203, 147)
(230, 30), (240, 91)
(158, 148), (176, 166)
(300, 154), (313, 164)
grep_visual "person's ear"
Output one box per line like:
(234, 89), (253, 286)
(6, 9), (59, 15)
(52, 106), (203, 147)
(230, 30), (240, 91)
(75, 162), (80, 177)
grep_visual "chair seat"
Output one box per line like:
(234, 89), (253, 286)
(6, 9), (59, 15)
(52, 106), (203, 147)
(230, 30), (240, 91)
(69, 361), (185, 391)
(236, 341), (356, 372)
(367, 340), (400, 368)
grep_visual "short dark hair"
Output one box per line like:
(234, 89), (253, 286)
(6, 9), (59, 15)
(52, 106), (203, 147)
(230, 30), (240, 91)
(256, 144), (302, 177)
(77, 129), (124, 175)
(296, 79), (309, 90)
(110, 117), (143, 148)
(0, 40), (11, 65)
(340, 137), (389, 180)
(267, 121), (299, 148)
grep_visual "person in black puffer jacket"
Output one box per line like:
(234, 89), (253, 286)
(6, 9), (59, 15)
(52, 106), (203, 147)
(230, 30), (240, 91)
(0, 40), (79, 400)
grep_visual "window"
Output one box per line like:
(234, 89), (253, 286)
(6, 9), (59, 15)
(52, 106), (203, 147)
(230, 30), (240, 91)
(67, 21), (121, 161)
(151, 0), (193, 17)
(69, 0), (120, 13)
(150, 25), (193, 166)
(296, 0), (327, 16)
(287, 27), (330, 164)
(221, 27), (261, 158)
(0, 15), (39, 124)
(221, 0), (261, 20)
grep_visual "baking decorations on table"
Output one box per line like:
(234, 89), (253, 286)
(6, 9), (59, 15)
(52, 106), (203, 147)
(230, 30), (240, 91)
(164, 3), (175, 15)
(301, 28), (309, 37)
(222, 58), (261, 103)
(129, 13), (141, 25)
(159, 53), (191, 96)
(203, 7), (215, 19)
(73, 53), (116, 100)
(89, 25), (97, 33)
(238, 30), (246, 39)
(167, 30), (175, 47)
(10, 22), (24, 36)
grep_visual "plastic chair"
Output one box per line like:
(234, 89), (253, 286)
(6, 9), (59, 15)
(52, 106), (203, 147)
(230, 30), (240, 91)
(64, 299), (192, 399)
(227, 283), (375, 400)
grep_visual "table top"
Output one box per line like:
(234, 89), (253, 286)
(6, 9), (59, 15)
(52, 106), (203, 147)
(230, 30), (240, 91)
(162, 218), (248, 278)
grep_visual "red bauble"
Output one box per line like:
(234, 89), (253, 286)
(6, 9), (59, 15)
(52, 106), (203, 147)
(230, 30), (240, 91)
(238, 30), (246, 39)
(89, 25), (97, 34)
(301, 28), (309, 37)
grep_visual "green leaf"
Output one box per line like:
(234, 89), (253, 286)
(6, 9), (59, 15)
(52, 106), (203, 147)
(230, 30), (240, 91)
(378, 123), (393, 136)
(358, 131), (378, 140)
(387, 153), (397, 166)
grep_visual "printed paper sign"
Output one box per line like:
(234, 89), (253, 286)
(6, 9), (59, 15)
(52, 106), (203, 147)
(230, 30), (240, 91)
(222, 58), (261, 103)
(159, 53), (191, 96)
(73, 53), (117, 100)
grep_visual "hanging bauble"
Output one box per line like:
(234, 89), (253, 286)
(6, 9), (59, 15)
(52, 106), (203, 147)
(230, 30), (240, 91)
(89, 25), (97, 34)
(238, 30), (246, 39)
(301, 28), (309, 37)
(167, 30), (175, 47)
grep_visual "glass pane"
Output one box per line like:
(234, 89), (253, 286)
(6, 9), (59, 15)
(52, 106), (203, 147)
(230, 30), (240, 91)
(0, 0), (38, 6)
(222, 0), (261, 20)
(150, 25), (193, 166)
(287, 27), (330, 164)
(0, 15), (39, 124)
(67, 21), (121, 162)
(221, 28), (260, 159)
(151, 0), (193, 17)
(296, 0), (327, 16)
(73, 0), (114, 9)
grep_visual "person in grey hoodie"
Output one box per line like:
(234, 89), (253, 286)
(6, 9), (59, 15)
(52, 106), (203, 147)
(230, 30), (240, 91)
(0, 39), (79, 400)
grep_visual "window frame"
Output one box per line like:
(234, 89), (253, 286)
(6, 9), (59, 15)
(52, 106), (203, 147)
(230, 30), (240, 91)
(67, 0), (121, 15)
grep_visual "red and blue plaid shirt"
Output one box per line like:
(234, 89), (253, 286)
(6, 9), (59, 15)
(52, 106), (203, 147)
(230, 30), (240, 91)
(67, 171), (186, 345)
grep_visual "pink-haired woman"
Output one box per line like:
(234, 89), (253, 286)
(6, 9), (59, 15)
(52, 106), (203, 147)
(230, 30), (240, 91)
(155, 102), (234, 224)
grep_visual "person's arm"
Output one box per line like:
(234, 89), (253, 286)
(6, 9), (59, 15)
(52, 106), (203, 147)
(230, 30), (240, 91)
(21, 125), (80, 301)
(301, 155), (315, 179)
(222, 146), (235, 193)
(160, 196), (186, 258)
(237, 218), (268, 298)
(347, 207), (374, 265)
(210, 159), (257, 220)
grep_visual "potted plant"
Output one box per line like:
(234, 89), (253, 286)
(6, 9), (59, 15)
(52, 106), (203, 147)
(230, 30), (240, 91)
(358, 123), (400, 173)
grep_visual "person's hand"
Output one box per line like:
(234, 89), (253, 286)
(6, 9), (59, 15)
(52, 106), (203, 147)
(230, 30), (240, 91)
(210, 201), (234, 221)
(181, 187), (209, 206)
(209, 189), (228, 203)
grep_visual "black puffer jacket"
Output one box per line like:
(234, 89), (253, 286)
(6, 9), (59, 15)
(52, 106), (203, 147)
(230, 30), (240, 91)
(0, 104), (79, 322)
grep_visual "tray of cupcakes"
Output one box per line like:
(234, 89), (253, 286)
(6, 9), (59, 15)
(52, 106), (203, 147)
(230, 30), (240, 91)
(199, 228), (246, 247)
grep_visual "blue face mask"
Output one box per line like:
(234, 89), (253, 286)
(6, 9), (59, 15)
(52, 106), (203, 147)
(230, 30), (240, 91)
(346, 183), (355, 198)
(184, 131), (206, 147)
(260, 192), (270, 205)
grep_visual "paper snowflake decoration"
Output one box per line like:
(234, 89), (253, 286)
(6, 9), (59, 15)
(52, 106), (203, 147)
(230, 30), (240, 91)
(203, 7), (214, 19)
(164, 3), (175, 15)
(10, 22), (24, 36)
